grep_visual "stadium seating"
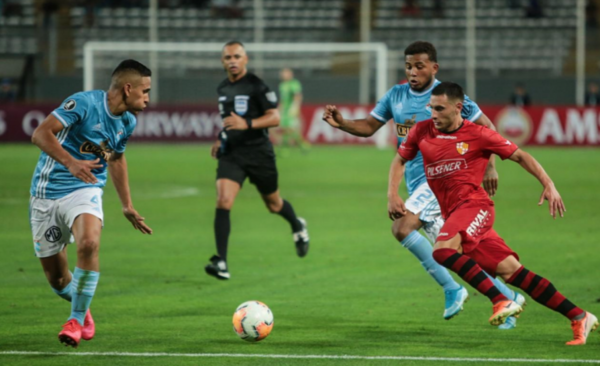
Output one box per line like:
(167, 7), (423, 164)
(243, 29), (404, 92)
(0, 0), (37, 55)
(373, 0), (576, 73)
(70, 0), (344, 71)
(0, 0), (575, 74)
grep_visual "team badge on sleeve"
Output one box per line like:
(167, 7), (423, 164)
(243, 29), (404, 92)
(234, 95), (249, 116)
(64, 99), (76, 111)
(456, 142), (469, 155)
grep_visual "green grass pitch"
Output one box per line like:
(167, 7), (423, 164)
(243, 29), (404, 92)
(0, 143), (599, 366)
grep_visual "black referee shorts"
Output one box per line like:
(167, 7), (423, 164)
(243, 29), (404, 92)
(216, 146), (278, 195)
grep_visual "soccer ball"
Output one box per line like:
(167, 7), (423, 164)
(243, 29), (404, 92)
(232, 300), (274, 342)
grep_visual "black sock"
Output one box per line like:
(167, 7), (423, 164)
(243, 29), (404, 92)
(214, 208), (230, 261)
(277, 200), (303, 232)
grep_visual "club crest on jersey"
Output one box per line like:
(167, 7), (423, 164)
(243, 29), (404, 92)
(397, 115), (417, 137)
(234, 95), (249, 116)
(456, 142), (469, 155)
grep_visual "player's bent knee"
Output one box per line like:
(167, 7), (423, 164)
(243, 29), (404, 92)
(495, 255), (522, 281)
(262, 194), (283, 213)
(391, 218), (420, 242)
(76, 237), (100, 258)
(216, 197), (235, 210)
(391, 223), (407, 241)
(48, 275), (70, 290)
(433, 234), (462, 251)
(433, 241), (446, 250)
(266, 203), (280, 213)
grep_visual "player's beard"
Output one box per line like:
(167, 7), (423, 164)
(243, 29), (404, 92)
(411, 76), (434, 93)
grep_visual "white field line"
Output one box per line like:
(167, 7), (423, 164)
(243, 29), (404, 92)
(1, 351), (600, 363)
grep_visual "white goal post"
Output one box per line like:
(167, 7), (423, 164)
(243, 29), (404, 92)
(83, 41), (389, 102)
(83, 41), (392, 148)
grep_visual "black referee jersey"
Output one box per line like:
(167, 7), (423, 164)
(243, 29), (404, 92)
(217, 72), (278, 150)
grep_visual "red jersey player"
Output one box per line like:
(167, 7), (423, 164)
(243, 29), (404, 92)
(388, 81), (598, 345)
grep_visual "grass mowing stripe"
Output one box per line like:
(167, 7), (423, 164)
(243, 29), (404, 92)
(1, 351), (600, 363)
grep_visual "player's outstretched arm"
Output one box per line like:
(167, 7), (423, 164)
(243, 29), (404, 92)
(322, 105), (383, 137)
(32, 114), (102, 184)
(508, 148), (566, 219)
(108, 153), (153, 234)
(387, 154), (409, 221)
(473, 113), (499, 197)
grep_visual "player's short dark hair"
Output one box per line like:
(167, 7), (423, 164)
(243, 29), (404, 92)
(432, 82), (464, 102)
(224, 40), (244, 49)
(404, 41), (437, 62)
(111, 59), (151, 78)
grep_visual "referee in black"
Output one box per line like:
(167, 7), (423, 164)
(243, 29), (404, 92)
(205, 41), (310, 280)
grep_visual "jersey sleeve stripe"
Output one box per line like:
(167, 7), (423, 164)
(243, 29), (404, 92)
(51, 111), (69, 127)
(370, 111), (387, 123)
(470, 109), (483, 122)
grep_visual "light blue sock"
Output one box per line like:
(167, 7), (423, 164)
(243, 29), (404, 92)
(51, 271), (73, 302)
(486, 272), (516, 301)
(68, 267), (100, 326)
(401, 231), (460, 291)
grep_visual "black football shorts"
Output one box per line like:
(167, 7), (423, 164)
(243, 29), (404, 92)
(216, 146), (278, 195)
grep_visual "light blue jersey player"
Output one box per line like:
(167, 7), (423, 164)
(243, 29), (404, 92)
(31, 90), (136, 200)
(28, 60), (153, 347)
(323, 41), (524, 328)
(370, 78), (481, 198)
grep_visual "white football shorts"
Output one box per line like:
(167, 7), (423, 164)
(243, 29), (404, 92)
(29, 187), (104, 258)
(404, 182), (444, 243)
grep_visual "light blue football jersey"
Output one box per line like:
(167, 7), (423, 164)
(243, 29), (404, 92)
(30, 90), (137, 199)
(370, 79), (482, 195)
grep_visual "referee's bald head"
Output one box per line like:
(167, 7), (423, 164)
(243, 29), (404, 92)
(223, 40), (244, 50)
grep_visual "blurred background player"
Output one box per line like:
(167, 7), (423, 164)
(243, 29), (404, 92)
(205, 41), (309, 280)
(584, 82), (600, 106)
(322, 41), (523, 328)
(0, 77), (17, 102)
(278, 67), (310, 156)
(510, 83), (532, 107)
(390, 81), (598, 345)
(29, 59), (153, 347)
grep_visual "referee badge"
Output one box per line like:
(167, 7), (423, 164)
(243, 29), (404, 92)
(266, 91), (277, 103)
(234, 95), (249, 116)
(456, 142), (469, 155)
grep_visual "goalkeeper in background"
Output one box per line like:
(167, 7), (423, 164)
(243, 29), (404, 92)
(278, 68), (310, 155)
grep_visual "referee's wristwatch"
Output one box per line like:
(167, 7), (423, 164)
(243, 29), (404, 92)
(245, 117), (253, 129)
